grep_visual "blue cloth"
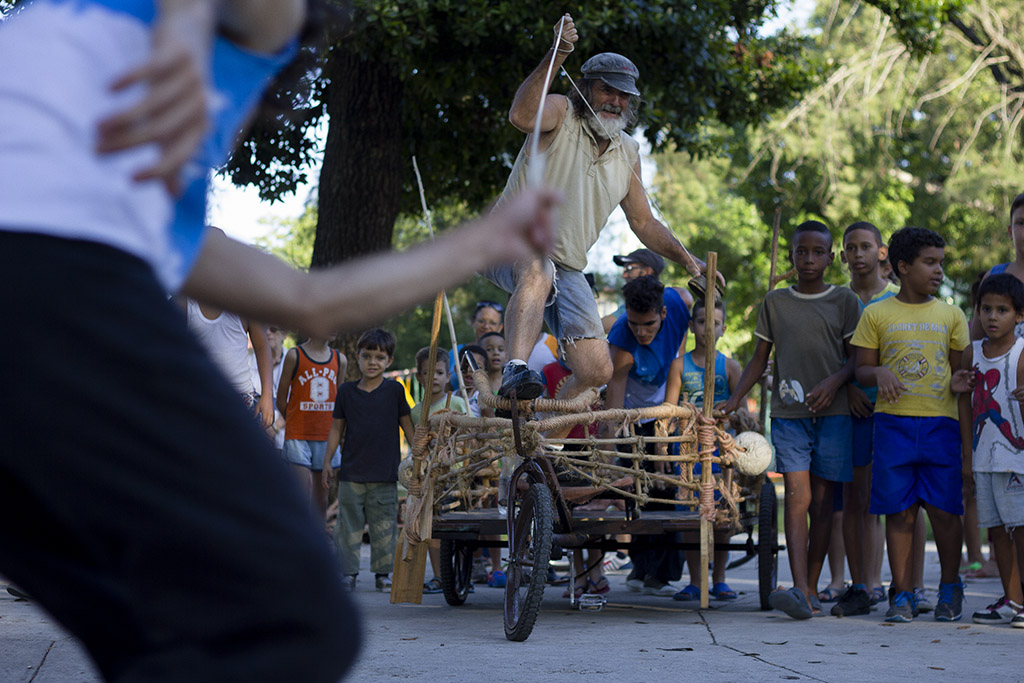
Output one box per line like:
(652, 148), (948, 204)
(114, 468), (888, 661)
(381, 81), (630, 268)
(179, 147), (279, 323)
(870, 414), (963, 515)
(770, 415), (853, 483)
(680, 350), (729, 407)
(84, 0), (155, 22)
(169, 33), (296, 286)
(851, 286), (897, 404)
(608, 287), (689, 389)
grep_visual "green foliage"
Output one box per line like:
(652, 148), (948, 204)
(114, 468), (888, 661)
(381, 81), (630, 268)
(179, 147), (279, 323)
(255, 205), (317, 269)
(653, 150), (771, 360)
(862, 0), (965, 56)
(229, 0), (824, 215)
(261, 197), (510, 370)
(726, 0), (1024, 313)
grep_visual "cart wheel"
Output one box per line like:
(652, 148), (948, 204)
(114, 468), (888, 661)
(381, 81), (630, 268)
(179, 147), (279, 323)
(504, 482), (553, 642)
(439, 539), (473, 606)
(758, 478), (779, 611)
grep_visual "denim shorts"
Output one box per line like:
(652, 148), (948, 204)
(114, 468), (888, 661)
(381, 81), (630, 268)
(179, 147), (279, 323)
(851, 415), (874, 468)
(770, 415), (852, 482)
(871, 414), (962, 516)
(283, 439), (340, 471)
(483, 259), (605, 349)
(975, 472), (1024, 529)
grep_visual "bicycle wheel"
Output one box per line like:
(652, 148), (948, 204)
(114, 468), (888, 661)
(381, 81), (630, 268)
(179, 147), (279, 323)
(503, 482), (553, 641)
(439, 539), (473, 606)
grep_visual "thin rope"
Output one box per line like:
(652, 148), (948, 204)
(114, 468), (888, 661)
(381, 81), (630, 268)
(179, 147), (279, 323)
(558, 65), (702, 275)
(526, 14), (567, 187)
(411, 156), (471, 408)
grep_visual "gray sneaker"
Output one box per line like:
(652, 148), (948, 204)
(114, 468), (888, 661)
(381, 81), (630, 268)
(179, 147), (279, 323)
(885, 590), (917, 623)
(642, 578), (678, 597)
(832, 587), (872, 617)
(913, 586), (934, 613)
(342, 574), (357, 592)
(934, 580), (964, 621)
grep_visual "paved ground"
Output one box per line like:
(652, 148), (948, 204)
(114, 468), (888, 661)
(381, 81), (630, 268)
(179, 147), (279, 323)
(1, 534), (1019, 682)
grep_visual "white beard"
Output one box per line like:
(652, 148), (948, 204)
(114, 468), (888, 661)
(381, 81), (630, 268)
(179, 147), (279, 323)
(586, 108), (628, 140)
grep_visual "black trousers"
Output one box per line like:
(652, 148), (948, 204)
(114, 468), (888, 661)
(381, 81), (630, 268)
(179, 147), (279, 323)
(620, 420), (683, 584)
(0, 233), (360, 682)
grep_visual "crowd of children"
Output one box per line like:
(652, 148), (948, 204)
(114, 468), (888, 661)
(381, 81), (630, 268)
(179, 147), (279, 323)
(239, 194), (1024, 629)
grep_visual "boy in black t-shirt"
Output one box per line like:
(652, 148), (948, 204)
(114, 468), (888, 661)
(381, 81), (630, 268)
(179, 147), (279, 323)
(323, 329), (414, 592)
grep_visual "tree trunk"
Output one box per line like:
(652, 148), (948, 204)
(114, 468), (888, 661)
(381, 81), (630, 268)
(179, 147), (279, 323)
(312, 49), (404, 269)
(313, 49), (404, 376)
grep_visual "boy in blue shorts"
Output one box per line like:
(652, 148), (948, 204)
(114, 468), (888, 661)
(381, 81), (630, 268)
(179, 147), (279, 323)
(851, 226), (971, 622)
(723, 220), (861, 619)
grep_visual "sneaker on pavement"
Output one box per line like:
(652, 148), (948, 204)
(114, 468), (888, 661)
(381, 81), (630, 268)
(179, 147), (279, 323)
(642, 578), (678, 597)
(913, 586), (934, 613)
(1011, 609), (1024, 628)
(625, 578), (644, 592)
(885, 590), (917, 623)
(497, 362), (545, 400)
(972, 596), (1021, 624)
(603, 553), (633, 572)
(831, 586), (872, 617)
(375, 575), (392, 593)
(342, 574), (357, 592)
(934, 579), (965, 621)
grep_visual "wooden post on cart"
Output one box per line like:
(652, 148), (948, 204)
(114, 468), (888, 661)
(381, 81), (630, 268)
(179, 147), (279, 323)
(699, 252), (718, 609)
(390, 291), (444, 603)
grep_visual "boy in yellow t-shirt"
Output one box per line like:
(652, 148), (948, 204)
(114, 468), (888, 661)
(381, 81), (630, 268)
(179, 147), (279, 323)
(851, 226), (972, 623)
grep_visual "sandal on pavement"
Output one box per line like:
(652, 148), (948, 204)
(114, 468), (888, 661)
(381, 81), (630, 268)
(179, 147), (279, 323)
(710, 582), (738, 600)
(817, 586), (844, 602)
(768, 587), (814, 620)
(673, 584), (700, 601)
(587, 577), (611, 595)
(423, 577), (443, 594)
(870, 586), (886, 605)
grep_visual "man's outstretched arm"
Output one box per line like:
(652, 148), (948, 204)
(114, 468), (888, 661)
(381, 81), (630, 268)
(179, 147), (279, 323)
(182, 188), (560, 338)
(619, 158), (705, 278)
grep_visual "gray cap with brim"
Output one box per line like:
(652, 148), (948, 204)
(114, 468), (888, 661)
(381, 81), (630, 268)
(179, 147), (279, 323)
(581, 52), (640, 97)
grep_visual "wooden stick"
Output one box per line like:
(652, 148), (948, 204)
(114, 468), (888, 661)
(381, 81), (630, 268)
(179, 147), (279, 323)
(759, 209), (783, 431)
(390, 291), (444, 604)
(700, 251), (718, 609)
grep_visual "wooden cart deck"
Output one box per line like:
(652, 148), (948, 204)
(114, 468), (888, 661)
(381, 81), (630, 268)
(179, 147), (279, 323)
(433, 508), (756, 539)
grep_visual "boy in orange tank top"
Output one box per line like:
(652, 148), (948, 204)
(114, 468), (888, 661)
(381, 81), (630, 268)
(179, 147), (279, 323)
(277, 337), (348, 518)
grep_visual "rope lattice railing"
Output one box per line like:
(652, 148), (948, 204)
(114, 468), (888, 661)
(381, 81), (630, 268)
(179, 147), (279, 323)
(401, 371), (763, 548)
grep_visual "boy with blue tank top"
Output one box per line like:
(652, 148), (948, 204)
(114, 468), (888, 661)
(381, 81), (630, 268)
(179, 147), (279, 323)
(665, 296), (742, 601)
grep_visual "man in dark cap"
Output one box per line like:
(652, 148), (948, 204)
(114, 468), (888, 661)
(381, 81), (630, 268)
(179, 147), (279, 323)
(485, 13), (706, 402)
(602, 249), (693, 332)
(613, 248), (665, 280)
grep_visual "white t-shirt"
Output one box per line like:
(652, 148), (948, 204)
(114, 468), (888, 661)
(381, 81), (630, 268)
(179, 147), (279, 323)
(187, 300), (254, 395)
